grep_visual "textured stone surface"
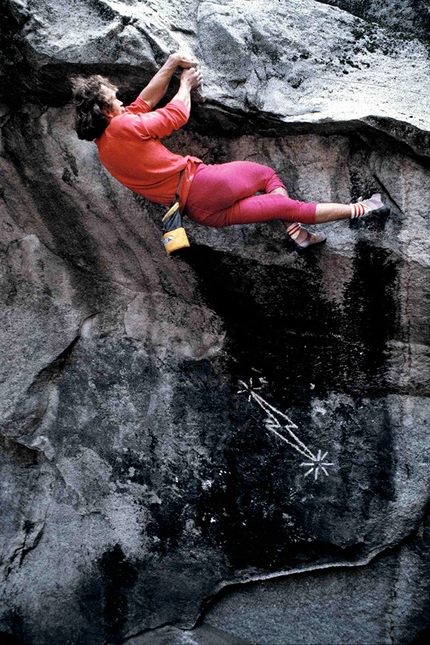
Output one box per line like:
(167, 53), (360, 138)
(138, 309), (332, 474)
(316, 0), (430, 44)
(202, 513), (430, 644)
(125, 624), (250, 644)
(1, 1), (430, 644)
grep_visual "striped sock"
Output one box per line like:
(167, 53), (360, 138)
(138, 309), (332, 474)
(350, 202), (369, 218)
(350, 193), (386, 219)
(286, 222), (302, 240)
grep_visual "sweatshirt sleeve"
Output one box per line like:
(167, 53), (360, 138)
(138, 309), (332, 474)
(125, 97), (152, 115)
(131, 99), (190, 139)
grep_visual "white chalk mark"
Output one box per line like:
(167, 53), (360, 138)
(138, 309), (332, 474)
(238, 378), (335, 481)
(265, 421), (316, 461)
(300, 448), (334, 481)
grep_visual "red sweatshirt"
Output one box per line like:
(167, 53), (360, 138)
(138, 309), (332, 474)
(95, 97), (201, 208)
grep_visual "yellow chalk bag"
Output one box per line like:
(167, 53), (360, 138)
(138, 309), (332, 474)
(161, 202), (190, 256)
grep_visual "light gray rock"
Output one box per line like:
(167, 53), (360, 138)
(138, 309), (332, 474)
(2, 0), (430, 151)
(124, 624), (250, 644)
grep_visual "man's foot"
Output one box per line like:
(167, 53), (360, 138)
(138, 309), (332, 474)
(286, 222), (327, 251)
(350, 193), (390, 218)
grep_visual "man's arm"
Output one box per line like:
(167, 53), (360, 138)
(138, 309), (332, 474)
(129, 67), (202, 140)
(171, 67), (203, 112)
(139, 53), (198, 108)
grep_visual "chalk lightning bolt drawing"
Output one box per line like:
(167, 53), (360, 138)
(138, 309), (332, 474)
(237, 378), (335, 481)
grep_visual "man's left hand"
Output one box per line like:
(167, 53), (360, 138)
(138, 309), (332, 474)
(169, 52), (198, 69)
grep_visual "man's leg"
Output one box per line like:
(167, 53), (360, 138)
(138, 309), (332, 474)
(223, 192), (388, 226)
(270, 187), (326, 249)
(186, 162), (318, 244)
(315, 203), (351, 221)
(223, 192), (317, 226)
(315, 194), (389, 222)
(186, 162), (388, 229)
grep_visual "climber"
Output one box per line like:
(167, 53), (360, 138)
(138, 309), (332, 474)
(71, 53), (389, 251)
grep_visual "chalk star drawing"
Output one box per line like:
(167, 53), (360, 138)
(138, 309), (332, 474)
(237, 378), (335, 481)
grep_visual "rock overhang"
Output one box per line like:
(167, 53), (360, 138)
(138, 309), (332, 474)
(2, 0), (429, 140)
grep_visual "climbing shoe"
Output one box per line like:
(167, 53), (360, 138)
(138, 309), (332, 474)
(350, 193), (390, 218)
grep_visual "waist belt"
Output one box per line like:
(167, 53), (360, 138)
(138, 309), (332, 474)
(161, 169), (190, 256)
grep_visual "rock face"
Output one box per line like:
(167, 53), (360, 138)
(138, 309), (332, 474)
(0, 1), (430, 644)
(316, 0), (430, 44)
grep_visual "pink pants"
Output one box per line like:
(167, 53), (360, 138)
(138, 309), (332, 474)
(184, 161), (316, 228)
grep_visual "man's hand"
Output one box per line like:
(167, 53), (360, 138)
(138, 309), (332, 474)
(168, 52), (198, 69)
(139, 52), (200, 108)
(173, 67), (202, 111)
(180, 67), (202, 90)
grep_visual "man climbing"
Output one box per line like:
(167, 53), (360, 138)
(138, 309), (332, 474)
(72, 53), (389, 251)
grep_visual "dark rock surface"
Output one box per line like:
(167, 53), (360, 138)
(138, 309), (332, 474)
(202, 513), (430, 644)
(1, 1), (430, 644)
(316, 0), (430, 45)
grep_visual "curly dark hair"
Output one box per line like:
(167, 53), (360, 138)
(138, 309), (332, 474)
(71, 75), (118, 141)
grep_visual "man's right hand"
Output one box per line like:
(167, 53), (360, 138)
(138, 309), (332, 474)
(180, 67), (202, 90)
(139, 52), (200, 108)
